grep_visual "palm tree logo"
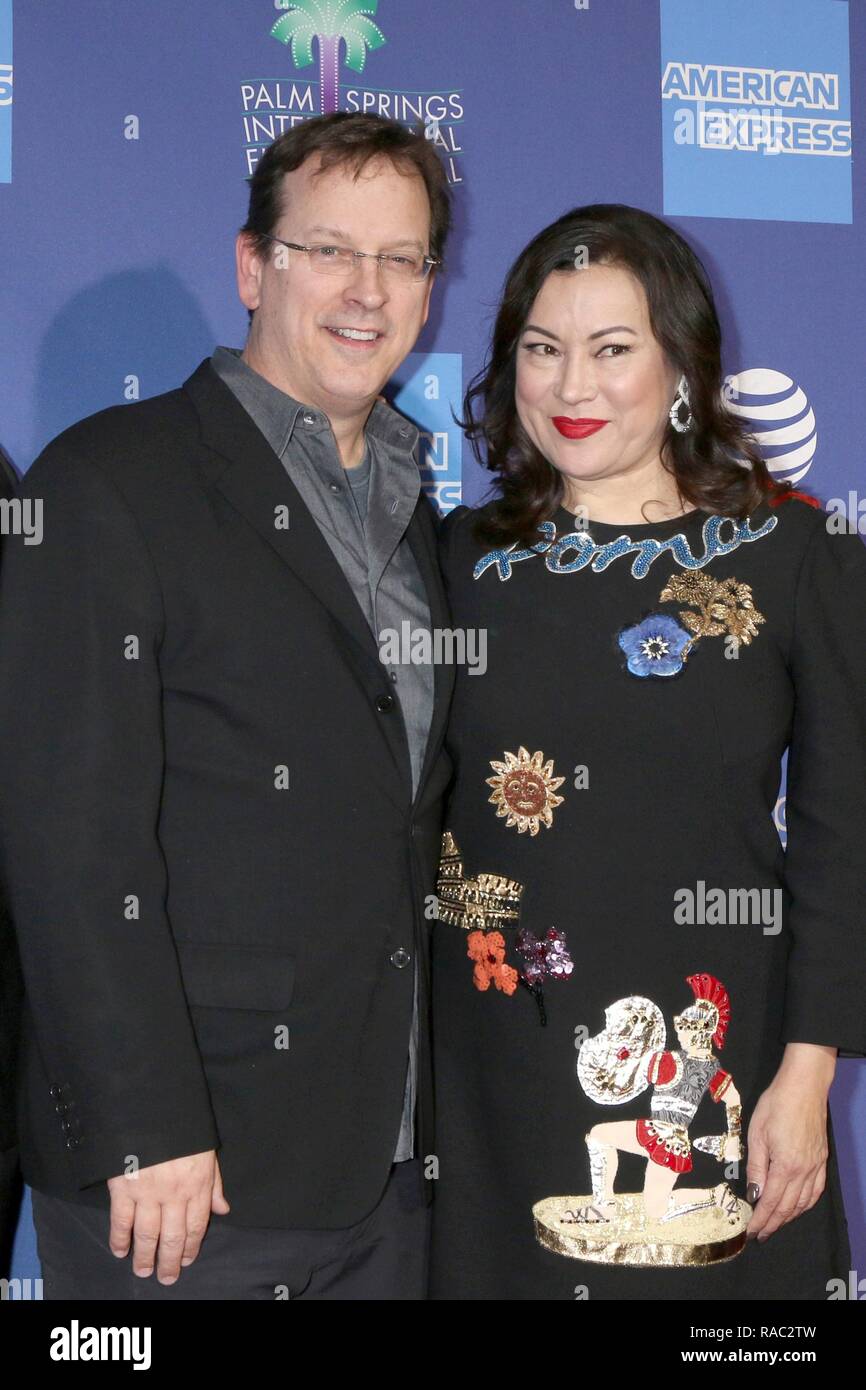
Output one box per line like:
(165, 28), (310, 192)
(271, 1), (387, 115)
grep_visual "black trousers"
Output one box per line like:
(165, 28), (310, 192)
(31, 1159), (429, 1300)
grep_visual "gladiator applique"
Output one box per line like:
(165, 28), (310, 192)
(436, 831), (524, 931)
(486, 746), (565, 834)
(618, 573), (766, 678)
(533, 974), (751, 1267)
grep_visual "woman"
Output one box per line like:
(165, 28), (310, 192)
(429, 204), (866, 1300)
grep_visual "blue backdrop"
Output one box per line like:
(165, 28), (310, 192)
(1, 0), (864, 1294)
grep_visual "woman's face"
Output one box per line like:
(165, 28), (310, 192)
(514, 262), (681, 494)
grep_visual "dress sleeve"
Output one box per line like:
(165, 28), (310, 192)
(780, 516), (866, 1057)
(437, 504), (470, 580)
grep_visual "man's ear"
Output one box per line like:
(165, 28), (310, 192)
(236, 232), (263, 313)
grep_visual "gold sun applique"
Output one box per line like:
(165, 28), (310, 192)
(486, 746), (566, 835)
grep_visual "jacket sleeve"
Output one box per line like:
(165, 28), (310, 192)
(0, 441), (220, 1188)
(780, 515), (866, 1057)
(0, 452), (23, 1154)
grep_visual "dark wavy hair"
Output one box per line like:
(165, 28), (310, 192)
(463, 204), (792, 548)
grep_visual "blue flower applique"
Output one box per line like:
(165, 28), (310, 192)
(618, 573), (766, 678)
(618, 613), (693, 678)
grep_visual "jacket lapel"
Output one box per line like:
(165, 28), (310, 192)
(184, 359), (381, 669)
(183, 357), (454, 808)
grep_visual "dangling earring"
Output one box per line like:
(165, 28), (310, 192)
(669, 375), (693, 433)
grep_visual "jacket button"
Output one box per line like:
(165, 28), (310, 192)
(55, 1103), (68, 1115)
(49, 1085), (62, 1099)
(390, 947), (411, 969)
(376, 693), (395, 713)
(66, 1136), (81, 1151)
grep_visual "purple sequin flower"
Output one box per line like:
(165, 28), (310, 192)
(618, 613), (692, 678)
(516, 927), (574, 985)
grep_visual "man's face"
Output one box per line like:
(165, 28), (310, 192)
(236, 154), (435, 415)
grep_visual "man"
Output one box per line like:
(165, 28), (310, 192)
(0, 112), (454, 1299)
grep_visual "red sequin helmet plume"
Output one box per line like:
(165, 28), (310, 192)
(684, 972), (731, 1050)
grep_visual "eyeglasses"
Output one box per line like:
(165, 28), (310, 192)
(259, 234), (440, 283)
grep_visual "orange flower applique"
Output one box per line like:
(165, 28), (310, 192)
(467, 930), (519, 996)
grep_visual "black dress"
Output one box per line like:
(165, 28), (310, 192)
(429, 493), (866, 1301)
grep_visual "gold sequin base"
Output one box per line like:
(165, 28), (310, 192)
(533, 1192), (749, 1267)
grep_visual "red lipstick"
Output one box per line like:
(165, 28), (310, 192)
(551, 418), (609, 439)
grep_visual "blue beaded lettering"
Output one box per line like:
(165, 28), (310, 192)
(473, 513), (777, 582)
(473, 521), (555, 580)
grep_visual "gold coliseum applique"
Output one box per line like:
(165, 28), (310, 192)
(436, 831), (574, 1015)
(533, 974), (751, 1268)
(487, 747), (565, 835)
(618, 573), (766, 678)
(473, 512), (778, 582)
(436, 831), (525, 932)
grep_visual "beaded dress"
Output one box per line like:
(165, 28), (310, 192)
(429, 494), (865, 1300)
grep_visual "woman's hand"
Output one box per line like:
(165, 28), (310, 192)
(745, 1042), (837, 1242)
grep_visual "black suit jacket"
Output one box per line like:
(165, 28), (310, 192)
(0, 360), (454, 1228)
(0, 450), (24, 1274)
(0, 450), (22, 1156)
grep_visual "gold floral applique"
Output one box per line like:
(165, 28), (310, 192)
(618, 575), (766, 678)
(659, 572), (766, 658)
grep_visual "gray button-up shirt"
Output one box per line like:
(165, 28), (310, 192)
(211, 345), (432, 1163)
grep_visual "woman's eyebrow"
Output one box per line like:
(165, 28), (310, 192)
(521, 323), (560, 340)
(587, 325), (638, 340)
(521, 323), (639, 341)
